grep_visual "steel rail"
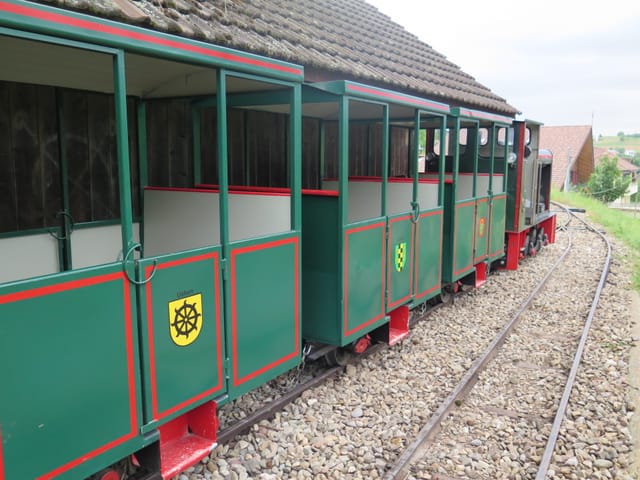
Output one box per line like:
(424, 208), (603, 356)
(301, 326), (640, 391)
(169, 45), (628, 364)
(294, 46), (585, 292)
(384, 208), (574, 480)
(217, 300), (443, 445)
(534, 204), (612, 479)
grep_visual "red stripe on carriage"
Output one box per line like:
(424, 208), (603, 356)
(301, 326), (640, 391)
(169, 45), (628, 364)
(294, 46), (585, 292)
(301, 189), (339, 197)
(0, 2), (303, 76)
(343, 221), (386, 337)
(0, 273), (139, 479)
(145, 252), (224, 420)
(231, 237), (300, 386)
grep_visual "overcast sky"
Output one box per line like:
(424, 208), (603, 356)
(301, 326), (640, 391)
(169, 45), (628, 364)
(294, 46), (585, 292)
(366, 0), (640, 137)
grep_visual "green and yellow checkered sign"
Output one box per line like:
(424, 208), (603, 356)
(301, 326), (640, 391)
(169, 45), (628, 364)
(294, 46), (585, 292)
(395, 242), (407, 272)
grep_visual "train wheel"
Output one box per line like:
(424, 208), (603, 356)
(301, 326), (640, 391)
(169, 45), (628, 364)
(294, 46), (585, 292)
(439, 285), (454, 305)
(324, 347), (351, 366)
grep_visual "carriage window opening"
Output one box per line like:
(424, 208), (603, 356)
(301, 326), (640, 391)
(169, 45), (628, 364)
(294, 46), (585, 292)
(497, 127), (515, 146)
(433, 129), (450, 156)
(479, 128), (489, 146)
(458, 128), (468, 146)
(525, 127), (531, 145)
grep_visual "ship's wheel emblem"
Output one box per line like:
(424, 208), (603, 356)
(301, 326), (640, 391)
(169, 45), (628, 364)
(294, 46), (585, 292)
(168, 293), (203, 346)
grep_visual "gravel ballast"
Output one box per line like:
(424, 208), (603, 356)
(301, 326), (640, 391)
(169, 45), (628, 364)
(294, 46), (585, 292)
(175, 212), (638, 480)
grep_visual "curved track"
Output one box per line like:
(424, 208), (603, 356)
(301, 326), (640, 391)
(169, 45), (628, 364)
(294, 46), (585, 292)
(384, 205), (612, 480)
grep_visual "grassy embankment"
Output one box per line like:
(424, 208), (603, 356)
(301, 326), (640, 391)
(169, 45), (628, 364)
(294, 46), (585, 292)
(551, 189), (640, 291)
(595, 135), (640, 151)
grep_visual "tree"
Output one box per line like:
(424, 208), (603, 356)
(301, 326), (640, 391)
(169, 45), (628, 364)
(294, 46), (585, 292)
(587, 156), (631, 203)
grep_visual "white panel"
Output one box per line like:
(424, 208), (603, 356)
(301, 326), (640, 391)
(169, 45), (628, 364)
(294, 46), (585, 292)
(0, 233), (59, 284)
(143, 190), (220, 257)
(71, 223), (141, 270)
(323, 180), (382, 223)
(457, 174), (474, 200)
(386, 182), (412, 216)
(476, 175), (490, 196)
(228, 194), (291, 241)
(417, 183), (439, 210)
(493, 174), (505, 193)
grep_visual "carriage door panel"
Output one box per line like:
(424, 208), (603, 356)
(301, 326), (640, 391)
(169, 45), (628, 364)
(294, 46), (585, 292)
(138, 247), (225, 425)
(489, 194), (507, 259)
(473, 197), (489, 263)
(414, 209), (443, 302)
(227, 233), (300, 398)
(387, 214), (414, 309)
(0, 266), (142, 480)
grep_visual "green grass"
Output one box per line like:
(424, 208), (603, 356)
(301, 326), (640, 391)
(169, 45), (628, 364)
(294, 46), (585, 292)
(551, 189), (640, 291)
(595, 135), (640, 151)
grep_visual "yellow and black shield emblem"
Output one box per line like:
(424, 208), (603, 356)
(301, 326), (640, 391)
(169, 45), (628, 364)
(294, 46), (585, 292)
(168, 293), (203, 347)
(395, 242), (407, 272)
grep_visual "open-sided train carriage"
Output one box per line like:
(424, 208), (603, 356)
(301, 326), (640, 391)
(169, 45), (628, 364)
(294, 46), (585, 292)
(420, 109), (512, 294)
(0, 1), (556, 479)
(299, 81), (449, 355)
(0, 2), (303, 478)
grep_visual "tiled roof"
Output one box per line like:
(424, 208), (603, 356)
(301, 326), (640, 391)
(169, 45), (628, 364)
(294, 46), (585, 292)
(539, 125), (593, 189)
(31, 0), (517, 115)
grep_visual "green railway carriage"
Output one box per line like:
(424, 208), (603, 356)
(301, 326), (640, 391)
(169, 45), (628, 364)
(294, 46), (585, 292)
(423, 108), (512, 291)
(299, 81), (448, 349)
(0, 1), (553, 479)
(0, 1), (302, 478)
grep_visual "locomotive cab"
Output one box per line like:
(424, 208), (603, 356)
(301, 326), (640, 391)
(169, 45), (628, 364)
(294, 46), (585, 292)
(501, 120), (557, 269)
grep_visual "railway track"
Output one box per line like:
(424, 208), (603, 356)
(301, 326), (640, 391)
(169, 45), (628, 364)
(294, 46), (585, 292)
(384, 206), (614, 480)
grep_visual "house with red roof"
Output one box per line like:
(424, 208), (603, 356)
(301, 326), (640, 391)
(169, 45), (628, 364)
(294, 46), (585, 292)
(539, 126), (594, 190)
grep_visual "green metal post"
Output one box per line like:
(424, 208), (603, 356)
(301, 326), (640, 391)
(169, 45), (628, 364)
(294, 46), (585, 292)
(290, 83), (302, 230)
(217, 70), (230, 248)
(113, 51), (134, 253)
(381, 105), (389, 216)
(136, 101), (148, 249)
(438, 116), (446, 206)
(137, 102), (148, 191)
(412, 110), (420, 210)
(55, 88), (71, 270)
(319, 121), (326, 181)
(489, 124), (496, 194)
(192, 106), (201, 185)
(367, 123), (372, 177)
(338, 97), (349, 228)
(451, 117), (460, 201)
(472, 121), (479, 197)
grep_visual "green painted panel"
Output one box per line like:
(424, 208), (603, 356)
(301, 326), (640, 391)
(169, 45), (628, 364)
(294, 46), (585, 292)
(0, 266), (144, 480)
(138, 247), (225, 425)
(414, 209), (443, 302)
(344, 219), (386, 342)
(474, 198), (490, 262)
(229, 233), (300, 398)
(489, 195), (507, 259)
(387, 214), (414, 309)
(453, 201), (475, 278)
(301, 195), (341, 344)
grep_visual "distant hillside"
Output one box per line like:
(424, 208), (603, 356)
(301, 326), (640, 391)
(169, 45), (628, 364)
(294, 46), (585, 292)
(595, 134), (640, 150)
